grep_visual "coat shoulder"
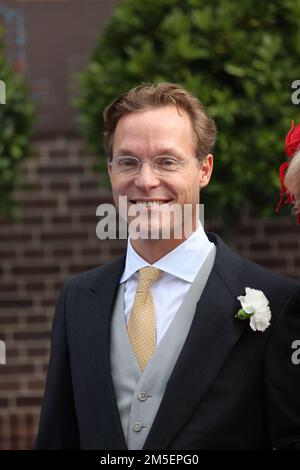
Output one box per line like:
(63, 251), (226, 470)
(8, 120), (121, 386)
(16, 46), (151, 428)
(63, 255), (126, 292)
(207, 231), (300, 301)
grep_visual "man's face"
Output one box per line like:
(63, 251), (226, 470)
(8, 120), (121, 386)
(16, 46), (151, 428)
(108, 105), (213, 241)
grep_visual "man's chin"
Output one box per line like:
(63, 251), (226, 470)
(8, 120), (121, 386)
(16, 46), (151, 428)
(128, 221), (185, 241)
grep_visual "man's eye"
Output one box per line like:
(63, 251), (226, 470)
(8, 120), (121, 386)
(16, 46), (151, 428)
(118, 158), (136, 167)
(156, 157), (178, 168)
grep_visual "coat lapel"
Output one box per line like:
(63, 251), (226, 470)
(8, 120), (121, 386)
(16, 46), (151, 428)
(143, 233), (248, 450)
(77, 255), (128, 450)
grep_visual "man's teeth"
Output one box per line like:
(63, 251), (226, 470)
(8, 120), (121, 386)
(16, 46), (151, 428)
(134, 201), (169, 206)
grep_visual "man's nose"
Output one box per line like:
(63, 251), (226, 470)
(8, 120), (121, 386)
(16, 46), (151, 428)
(133, 161), (161, 190)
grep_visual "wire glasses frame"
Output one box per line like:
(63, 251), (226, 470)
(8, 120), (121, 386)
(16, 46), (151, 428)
(107, 155), (201, 176)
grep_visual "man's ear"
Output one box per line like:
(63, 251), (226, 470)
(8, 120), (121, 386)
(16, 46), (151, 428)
(199, 153), (213, 189)
(107, 160), (112, 178)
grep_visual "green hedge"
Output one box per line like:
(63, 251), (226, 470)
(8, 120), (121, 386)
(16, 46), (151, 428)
(76, 0), (300, 219)
(0, 28), (35, 219)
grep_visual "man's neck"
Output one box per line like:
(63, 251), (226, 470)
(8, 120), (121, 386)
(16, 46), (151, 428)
(129, 222), (200, 264)
(130, 237), (187, 264)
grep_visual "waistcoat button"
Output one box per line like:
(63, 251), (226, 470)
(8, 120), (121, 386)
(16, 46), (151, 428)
(138, 391), (148, 401)
(133, 421), (143, 432)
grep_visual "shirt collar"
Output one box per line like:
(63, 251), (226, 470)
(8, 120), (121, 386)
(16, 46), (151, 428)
(120, 223), (215, 283)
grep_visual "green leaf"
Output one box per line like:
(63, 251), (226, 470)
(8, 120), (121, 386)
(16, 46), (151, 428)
(0, 26), (35, 218)
(224, 63), (246, 77)
(234, 309), (254, 320)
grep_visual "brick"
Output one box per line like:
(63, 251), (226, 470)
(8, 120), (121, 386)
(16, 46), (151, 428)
(19, 183), (44, 192)
(49, 148), (69, 158)
(6, 348), (20, 358)
(81, 215), (98, 224)
(26, 315), (49, 324)
(20, 216), (44, 225)
(23, 250), (45, 258)
(26, 434), (36, 450)
(52, 282), (65, 290)
(25, 283), (45, 292)
(0, 284), (18, 292)
(264, 225), (300, 235)
(0, 233), (31, 242)
(51, 216), (72, 224)
(278, 242), (299, 250)
(16, 397), (42, 407)
(0, 300), (32, 308)
(26, 348), (49, 357)
(110, 246), (126, 256)
(41, 299), (56, 307)
(0, 382), (20, 391)
(41, 232), (86, 241)
(249, 257), (286, 269)
(81, 248), (102, 257)
(37, 165), (83, 175)
(249, 242), (270, 251)
(0, 215), (13, 225)
(68, 264), (97, 274)
(206, 223), (223, 233)
(238, 226), (257, 236)
(2, 365), (35, 375)
(24, 199), (57, 209)
(0, 250), (16, 259)
(14, 332), (50, 341)
(0, 316), (19, 325)
(79, 181), (99, 190)
(69, 197), (103, 207)
(12, 266), (60, 275)
(0, 438), (13, 450)
(285, 272), (300, 280)
(26, 380), (45, 391)
(10, 414), (20, 428)
(50, 182), (70, 191)
(52, 248), (73, 257)
(25, 414), (35, 427)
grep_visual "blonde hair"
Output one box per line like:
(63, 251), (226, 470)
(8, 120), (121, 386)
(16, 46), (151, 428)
(103, 82), (217, 160)
(285, 150), (300, 217)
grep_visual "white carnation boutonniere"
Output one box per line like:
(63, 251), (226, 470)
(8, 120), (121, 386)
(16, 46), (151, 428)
(235, 287), (271, 332)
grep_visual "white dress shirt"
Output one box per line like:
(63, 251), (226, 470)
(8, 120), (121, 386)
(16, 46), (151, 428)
(120, 223), (215, 346)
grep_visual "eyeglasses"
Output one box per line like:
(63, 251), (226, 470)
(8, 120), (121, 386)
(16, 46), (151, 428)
(108, 155), (200, 176)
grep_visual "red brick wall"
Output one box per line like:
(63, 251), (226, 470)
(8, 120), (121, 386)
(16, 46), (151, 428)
(0, 138), (299, 449)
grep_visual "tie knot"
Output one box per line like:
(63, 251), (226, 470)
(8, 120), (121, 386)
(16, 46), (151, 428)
(137, 266), (161, 293)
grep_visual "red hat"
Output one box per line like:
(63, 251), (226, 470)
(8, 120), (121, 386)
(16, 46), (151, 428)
(275, 120), (300, 224)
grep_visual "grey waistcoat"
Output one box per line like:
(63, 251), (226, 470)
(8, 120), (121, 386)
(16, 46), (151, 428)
(110, 245), (216, 450)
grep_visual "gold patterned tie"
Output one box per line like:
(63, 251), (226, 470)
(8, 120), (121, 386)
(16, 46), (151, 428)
(127, 266), (161, 371)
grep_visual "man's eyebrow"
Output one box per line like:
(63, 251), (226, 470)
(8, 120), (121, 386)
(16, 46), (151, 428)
(115, 148), (183, 158)
(115, 148), (139, 157)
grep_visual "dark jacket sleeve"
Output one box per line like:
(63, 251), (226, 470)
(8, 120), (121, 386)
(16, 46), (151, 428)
(265, 285), (300, 450)
(34, 280), (81, 449)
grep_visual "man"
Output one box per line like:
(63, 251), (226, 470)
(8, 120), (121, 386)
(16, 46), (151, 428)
(35, 83), (300, 450)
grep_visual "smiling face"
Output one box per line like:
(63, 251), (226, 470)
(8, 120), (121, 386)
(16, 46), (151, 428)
(107, 105), (213, 250)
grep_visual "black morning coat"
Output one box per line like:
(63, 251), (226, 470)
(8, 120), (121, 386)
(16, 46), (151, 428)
(35, 233), (300, 450)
